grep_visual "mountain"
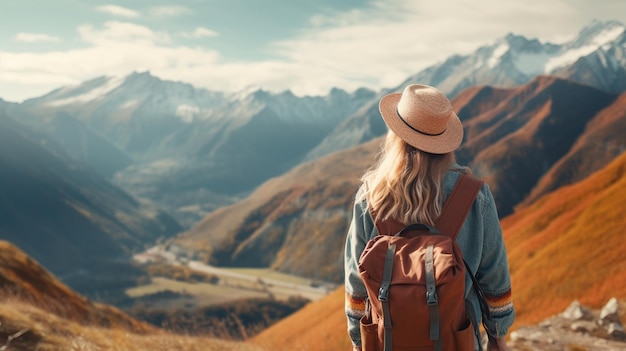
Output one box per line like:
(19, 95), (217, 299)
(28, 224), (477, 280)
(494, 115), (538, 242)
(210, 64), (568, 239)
(251, 152), (626, 351)
(166, 76), (626, 282)
(453, 76), (622, 215)
(309, 20), (626, 161)
(521, 90), (626, 207)
(0, 240), (264, 351)
(403, 19), (626, 98)
(501, 151), (626, 325)
(0, 111), (182, 295)
(170, 138), (381, 283)
(12, 21), (624, 229)
(17, 72), (376, 227)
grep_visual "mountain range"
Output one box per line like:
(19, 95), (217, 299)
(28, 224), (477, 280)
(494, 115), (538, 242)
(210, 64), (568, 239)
(168, 75), (626, 282)
(6, 19), (624, 229)
(0, 17), (625, 308)
(0, 105), (182, 296)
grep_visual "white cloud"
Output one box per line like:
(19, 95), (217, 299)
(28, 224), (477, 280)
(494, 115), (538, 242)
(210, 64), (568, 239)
(180, 27), (219, 38)
(193, 27), (219, 38)
(78, 21), (171, 45)
(0, 22), (220, 102)
(150, 6), (191, 18)
(14, 33), (60, 43)
(96, 5), (141, 18)
(1, 0), (625, 102)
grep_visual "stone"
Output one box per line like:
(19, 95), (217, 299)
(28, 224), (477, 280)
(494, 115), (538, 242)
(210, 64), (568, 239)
(571, 321), (598, 333)
(562, 300), (593, 321)
(606, 322), (626, 340)
(600, 297), (622, 325)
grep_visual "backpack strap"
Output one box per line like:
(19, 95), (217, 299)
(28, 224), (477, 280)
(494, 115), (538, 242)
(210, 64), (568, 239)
(434, 173), (484, 240)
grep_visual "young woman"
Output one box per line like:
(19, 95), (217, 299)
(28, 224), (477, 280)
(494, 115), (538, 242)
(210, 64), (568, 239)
(344, 84), (514, 351)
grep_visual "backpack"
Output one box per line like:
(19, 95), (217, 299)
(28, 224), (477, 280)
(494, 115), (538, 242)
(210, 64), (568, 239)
(357, 174), (487, 351)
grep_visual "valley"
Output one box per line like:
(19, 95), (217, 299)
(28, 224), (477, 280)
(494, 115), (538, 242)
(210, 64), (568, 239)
(128, 246), (335, 309)
(1, 18), (626, 351)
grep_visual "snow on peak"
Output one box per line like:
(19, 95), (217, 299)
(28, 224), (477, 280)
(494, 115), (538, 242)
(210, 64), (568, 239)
(488, 43), (509, 68)
(544, 23), (625, 73)
(46, 76), (125, 107)
(176, 104), (200, 123)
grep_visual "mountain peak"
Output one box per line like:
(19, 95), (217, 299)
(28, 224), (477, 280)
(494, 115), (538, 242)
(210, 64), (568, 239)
(570, 19), (625, 49)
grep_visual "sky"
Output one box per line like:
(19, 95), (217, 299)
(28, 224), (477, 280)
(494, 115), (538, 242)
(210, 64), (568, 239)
(1, 0), (625, 102)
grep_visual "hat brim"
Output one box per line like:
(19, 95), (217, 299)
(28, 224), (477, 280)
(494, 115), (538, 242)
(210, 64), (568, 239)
(379, 92), (463, 154)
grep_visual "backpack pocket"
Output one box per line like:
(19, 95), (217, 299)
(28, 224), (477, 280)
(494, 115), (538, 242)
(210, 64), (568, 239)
(453, 318), (476, 351)
(360, 315), (379, 351)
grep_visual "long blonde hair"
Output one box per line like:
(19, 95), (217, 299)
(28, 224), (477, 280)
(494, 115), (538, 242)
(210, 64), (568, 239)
(358, 130), (456, 226)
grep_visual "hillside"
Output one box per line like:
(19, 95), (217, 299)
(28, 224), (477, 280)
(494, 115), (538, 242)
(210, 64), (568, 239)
(172, 138), (381, 283)
(251, 288), (351, 351)
(454, 75), (619, 216)
(501, 151), (626, 325)
(0, 112), (182, 295)
(521, 91), (626, 207)
(251, 151), (626, 350)
(0, 240), (263, 351)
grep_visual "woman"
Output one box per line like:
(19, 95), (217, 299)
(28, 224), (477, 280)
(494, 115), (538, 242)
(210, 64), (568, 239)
(344, 84), (514, 350)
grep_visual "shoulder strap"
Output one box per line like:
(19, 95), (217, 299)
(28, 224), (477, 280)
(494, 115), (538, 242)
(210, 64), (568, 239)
(373, 173), (483, 237)
(435, 174), (483, 240)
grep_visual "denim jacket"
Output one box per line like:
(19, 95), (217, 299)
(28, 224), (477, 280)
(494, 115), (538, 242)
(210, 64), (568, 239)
(344, 168), (515, 348)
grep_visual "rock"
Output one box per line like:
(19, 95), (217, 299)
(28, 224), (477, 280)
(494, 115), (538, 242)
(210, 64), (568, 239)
(571, 321), (598, 333)
(562, 300), (593, 321)
(606, 323), (626, 340)
(600, 297), (621, 325)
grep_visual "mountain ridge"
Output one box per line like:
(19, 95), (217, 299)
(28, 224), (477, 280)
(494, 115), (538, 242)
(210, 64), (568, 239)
(166, 76), (626, 281)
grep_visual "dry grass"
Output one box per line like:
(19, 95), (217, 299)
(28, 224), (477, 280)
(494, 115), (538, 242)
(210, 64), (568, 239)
(251, 287), (352, 351)
(502, 152), (626, 327)
(0, 297), (264, 351)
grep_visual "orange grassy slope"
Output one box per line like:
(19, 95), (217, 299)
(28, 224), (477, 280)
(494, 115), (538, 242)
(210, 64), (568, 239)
(250, 287), (352, 351)
(0, 240), (150, 333)
(0, 240), (264, 351)
(502, 151), (626, 327)
(252, 152), (626, 350)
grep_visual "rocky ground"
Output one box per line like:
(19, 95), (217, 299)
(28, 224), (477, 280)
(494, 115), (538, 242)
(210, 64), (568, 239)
(506, 298), (626, 351)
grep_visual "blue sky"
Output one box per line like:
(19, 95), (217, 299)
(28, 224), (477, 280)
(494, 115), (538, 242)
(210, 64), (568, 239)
(1, 0), (625, 102)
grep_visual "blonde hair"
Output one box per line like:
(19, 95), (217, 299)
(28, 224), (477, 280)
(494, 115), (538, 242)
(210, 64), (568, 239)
(358, 130), (456, 226)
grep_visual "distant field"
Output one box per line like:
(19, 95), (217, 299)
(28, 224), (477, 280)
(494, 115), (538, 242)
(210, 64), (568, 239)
(125, 266), (331, 310)
(221, 267), (315, 285)
(126, 277), (271, 306)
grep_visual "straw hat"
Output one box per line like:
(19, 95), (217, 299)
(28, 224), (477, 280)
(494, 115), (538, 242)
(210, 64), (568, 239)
(379, 84), (463, 154)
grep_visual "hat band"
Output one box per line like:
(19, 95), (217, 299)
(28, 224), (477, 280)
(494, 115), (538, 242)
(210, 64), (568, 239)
(397, 108), (446, 136)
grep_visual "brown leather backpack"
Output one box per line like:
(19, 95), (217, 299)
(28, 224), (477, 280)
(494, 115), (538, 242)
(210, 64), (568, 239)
(358, 174), (485, 351)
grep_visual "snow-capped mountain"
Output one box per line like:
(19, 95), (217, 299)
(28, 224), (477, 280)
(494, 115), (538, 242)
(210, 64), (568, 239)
(11, 19), (626, 228)
(402, 19), (626, 98)
(17, 71), (376, 227)
(308, 20), (626, 161)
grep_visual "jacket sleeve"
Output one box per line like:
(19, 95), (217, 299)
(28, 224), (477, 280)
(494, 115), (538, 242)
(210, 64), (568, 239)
(477, 184), (515, 337)
(344, 196), (371, 347)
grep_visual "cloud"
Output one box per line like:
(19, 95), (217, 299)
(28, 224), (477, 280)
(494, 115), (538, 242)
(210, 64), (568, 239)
(78, 21), (171, 45)
(0, 22), (221, 102)
(96, 5), (141, 18)
(14, 33), (60, 43)
(149, 6), (192, 18)
(180, 27), (219, 39)
(1, 0), (625, 102)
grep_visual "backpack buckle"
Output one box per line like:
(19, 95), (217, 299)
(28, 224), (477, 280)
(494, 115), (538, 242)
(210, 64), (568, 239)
(378, 286), (389, 302)
(426, 287), (438, 305)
